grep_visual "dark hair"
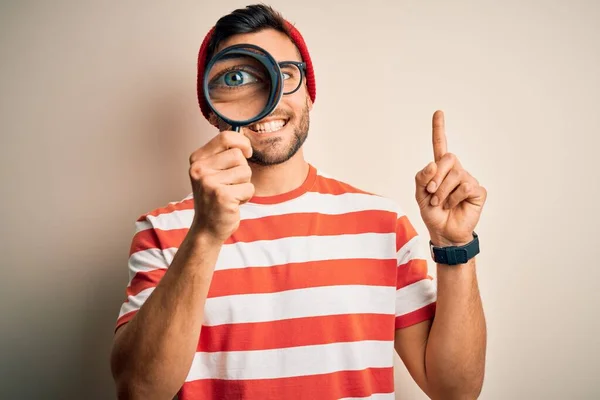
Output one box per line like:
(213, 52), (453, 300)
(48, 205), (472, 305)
(205, 4), (290, 61)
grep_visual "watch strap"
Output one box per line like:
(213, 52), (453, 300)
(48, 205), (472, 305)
(430, 232), (479, 265)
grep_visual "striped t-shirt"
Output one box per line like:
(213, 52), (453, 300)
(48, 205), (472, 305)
(116, 164), (437, 399)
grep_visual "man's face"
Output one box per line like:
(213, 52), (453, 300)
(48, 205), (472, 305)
(211, 28), (312, 166)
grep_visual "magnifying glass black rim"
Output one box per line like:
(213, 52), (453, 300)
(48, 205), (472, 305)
(203, 43), (283, 129)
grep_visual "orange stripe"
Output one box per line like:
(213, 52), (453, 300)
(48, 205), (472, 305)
(126, 258), (396, 301)
(198, 313), (395, 352)
(155, 228), (188, 250)
(312, 174), (374, 196)
(229, 210), (396, 243)
(130, 210), (398, 254)
(131, 228), (187, 256)
(395, 215), (418, 252)
(208, 258), (396, 298)
(122, 266), (433, 331)
(127, 268), (165, 299)
(115, 310), (136, 331)
(130, 228), (161, 255)
(179, 367), (394, 400)
(395, 303), (436, 329)
(396, 259), (430, 289)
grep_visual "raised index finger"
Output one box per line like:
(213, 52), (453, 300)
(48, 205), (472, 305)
(432, 110), (447, 162)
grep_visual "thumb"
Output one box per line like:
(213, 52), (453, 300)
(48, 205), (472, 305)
(415, 161), (437, 204)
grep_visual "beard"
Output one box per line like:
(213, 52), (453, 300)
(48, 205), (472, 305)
(248, 102), (310, 166)
(216, 100), (310, 167)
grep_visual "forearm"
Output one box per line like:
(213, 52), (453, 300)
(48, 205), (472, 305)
(425, 258), (486, 399)
(110, 230), (223, 400)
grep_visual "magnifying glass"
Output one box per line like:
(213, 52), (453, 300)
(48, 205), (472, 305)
(203, 44), (283, 132)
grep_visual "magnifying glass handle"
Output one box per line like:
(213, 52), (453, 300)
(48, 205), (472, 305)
(233, 126), (241, 132)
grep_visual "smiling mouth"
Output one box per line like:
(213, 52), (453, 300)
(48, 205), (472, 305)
(248, 119), (289, 133)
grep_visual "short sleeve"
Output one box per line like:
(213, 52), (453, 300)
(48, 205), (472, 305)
(394, 214), (437, 329)
(115, 216), (170, 331)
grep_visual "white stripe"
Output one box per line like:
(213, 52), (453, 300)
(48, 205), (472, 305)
(134, 219), (153, 233)
(339, 394), (395, 400)
(395, 279), (437, 316)
(126, 232), (396, 284)
(127, 233), (397, 283)
(144, 192), (402, 231)
(185, 340), (393, 381)
(127, 248), (175, 284)
(136, 195), (193, 231)
(118, 287), (154, 318)
(204, 284), (396, 326)
(396, 235), (427, 266)
(242, 192), (401, 220)
(145, 209), (195, 231)
(216, 232), (396, 271)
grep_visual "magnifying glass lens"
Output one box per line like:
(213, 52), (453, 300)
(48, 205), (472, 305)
(206, 54), (271, 122)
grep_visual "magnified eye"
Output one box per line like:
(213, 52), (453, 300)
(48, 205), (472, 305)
(214, 69), (259, 88)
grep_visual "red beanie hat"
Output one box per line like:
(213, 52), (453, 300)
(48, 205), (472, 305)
(196, 21), (316, 122)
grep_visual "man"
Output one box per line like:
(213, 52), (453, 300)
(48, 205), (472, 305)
(110, 4), (487, 400)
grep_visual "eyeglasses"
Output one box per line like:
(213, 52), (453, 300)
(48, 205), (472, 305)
(208, 59), (306, 96)
(279, 61), (306, 95)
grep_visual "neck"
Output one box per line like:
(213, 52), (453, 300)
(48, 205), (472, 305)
(249, 150), (309, 197)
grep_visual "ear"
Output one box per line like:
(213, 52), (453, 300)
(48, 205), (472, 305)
(303, 81), (313, 111)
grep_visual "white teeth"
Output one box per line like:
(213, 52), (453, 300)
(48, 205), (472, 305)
(252, 120), (286, 133)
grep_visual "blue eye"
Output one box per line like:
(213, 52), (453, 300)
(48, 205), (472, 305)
(217, 70), (259, 87)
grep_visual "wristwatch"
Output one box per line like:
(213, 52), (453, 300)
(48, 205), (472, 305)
(429, 232), (480, 265)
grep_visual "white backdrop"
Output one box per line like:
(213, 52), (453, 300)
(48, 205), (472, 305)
(1, 1), (599, 399)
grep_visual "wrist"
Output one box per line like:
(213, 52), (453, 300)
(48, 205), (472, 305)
(169, 225), (224, 277)
(429, 235), (473, 247)
(188, 223), (226, 248)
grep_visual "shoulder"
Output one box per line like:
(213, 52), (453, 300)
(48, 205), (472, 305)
(312, 167), (406, 218)
(135, 194), (195, 231)
(128, 194), (194, 254)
